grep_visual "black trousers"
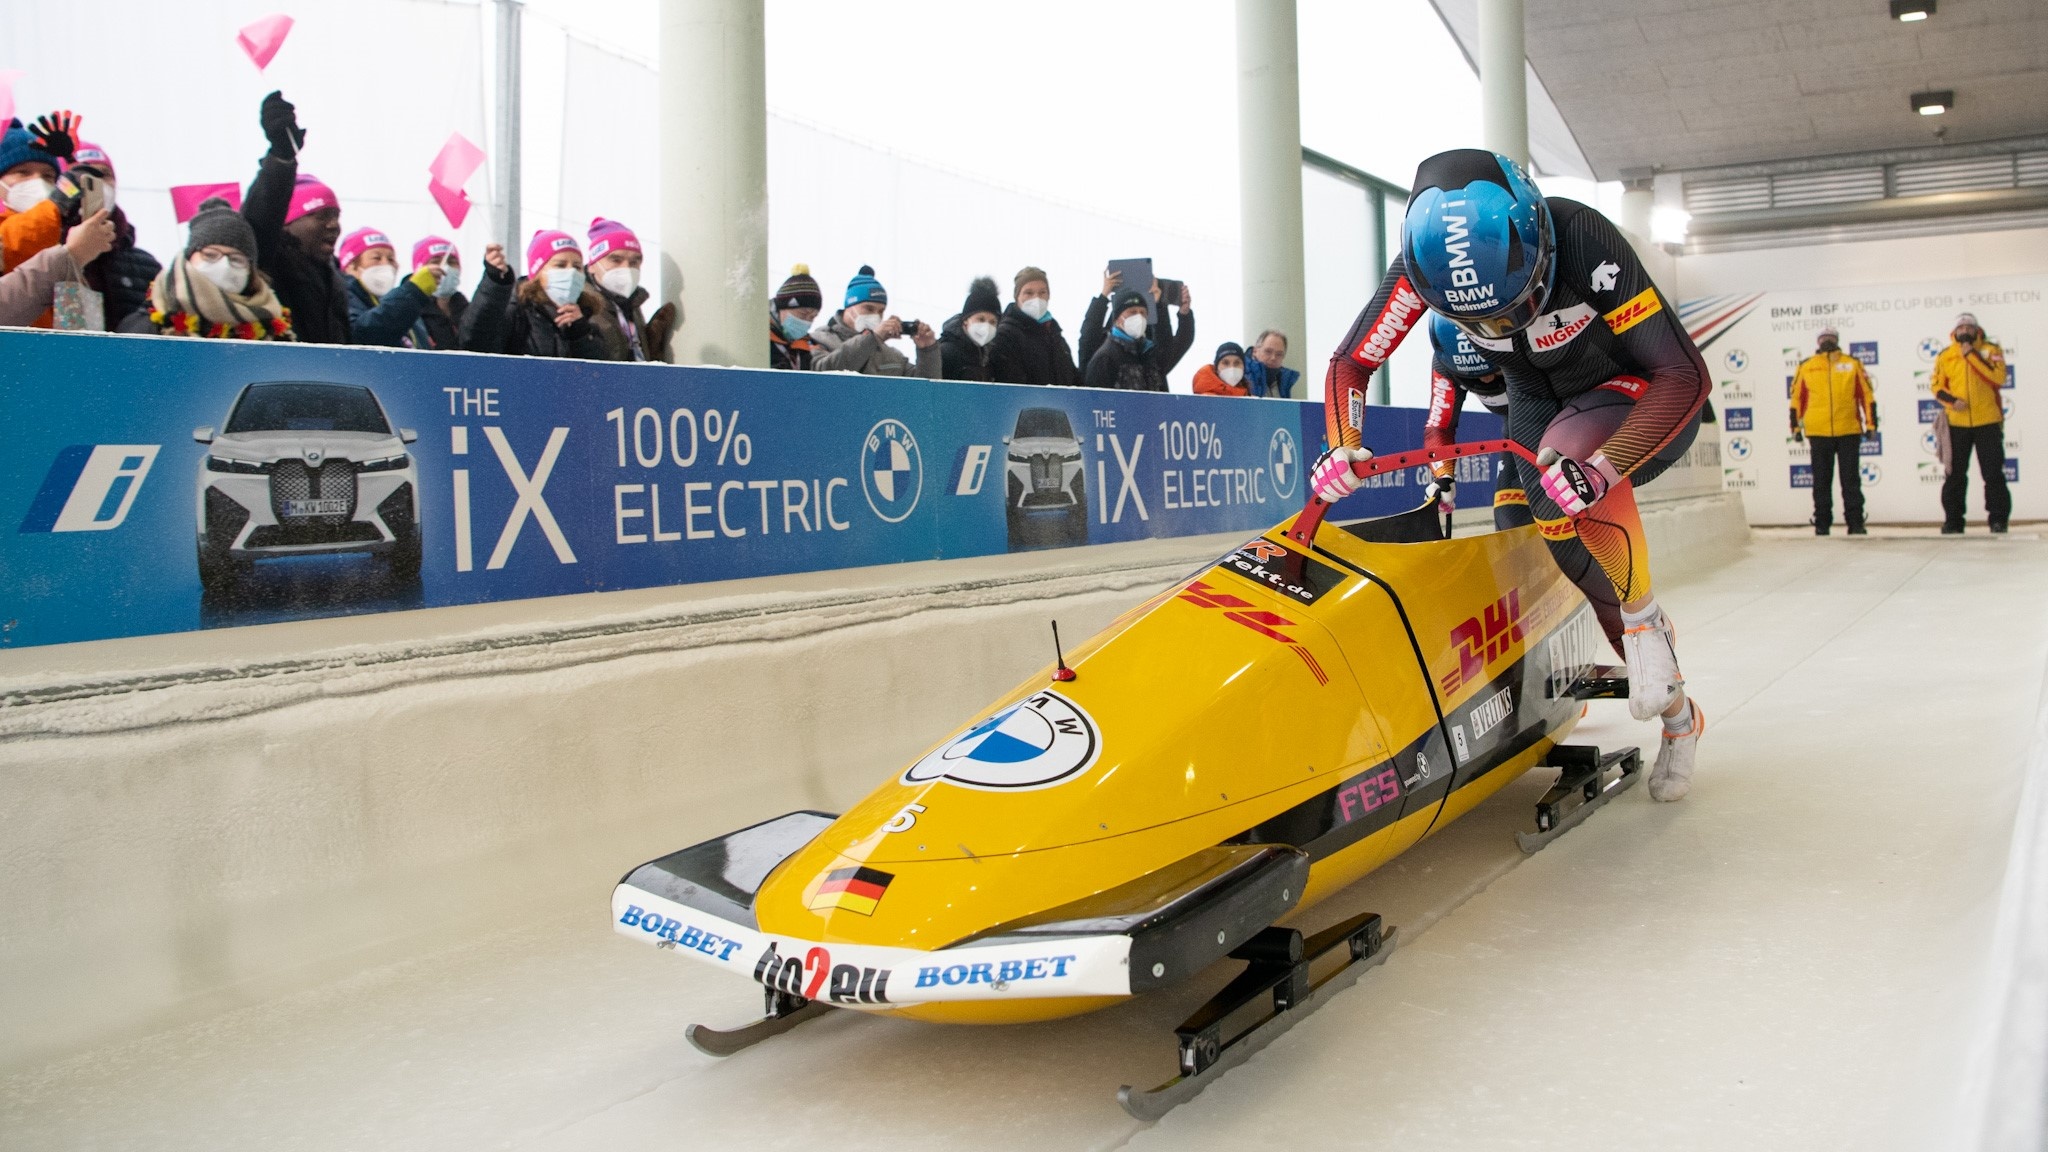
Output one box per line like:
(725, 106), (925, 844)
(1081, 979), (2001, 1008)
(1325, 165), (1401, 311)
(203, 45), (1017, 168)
(1942, 422), (2011, 526)
(1807, 435), (1865, 529)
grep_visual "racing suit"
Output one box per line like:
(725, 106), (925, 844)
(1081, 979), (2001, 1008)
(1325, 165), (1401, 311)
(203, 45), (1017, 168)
(1329, 197), (1708, 609)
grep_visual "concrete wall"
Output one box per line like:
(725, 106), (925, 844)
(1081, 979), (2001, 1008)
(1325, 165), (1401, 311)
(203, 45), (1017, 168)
(0, 499), (1748, 1070)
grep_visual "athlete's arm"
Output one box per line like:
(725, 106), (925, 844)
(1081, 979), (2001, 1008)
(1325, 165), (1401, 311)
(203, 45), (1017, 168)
(1424, 366), (1466, 480)
(1563, 207), (1709, 477)
(1325, 258), (1426, 450)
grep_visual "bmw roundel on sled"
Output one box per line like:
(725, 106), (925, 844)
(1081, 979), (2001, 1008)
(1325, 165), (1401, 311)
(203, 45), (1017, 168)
(611, 439), (1638, 1118)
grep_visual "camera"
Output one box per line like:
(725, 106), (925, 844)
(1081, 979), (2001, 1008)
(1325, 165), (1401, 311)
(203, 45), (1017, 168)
(900, 319), (923, 336)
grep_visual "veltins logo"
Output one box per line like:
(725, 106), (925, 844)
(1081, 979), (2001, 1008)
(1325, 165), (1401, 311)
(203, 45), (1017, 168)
(1724, 349), (1748, 373)
(1268, 428), (1298, 499)
(1726, 436), (1753, 461)
(903, 689), (1100, 790)
(1919, 461), (1944, 485)
(860, 419), (923, 523)
(19, 445), (161, 533)
(1723, 467), (1757, 489)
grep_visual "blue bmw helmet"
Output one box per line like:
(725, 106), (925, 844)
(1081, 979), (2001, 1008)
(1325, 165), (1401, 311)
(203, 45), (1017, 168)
(1402, 149), (1555, 339)
(1430, 311), (1495, 378)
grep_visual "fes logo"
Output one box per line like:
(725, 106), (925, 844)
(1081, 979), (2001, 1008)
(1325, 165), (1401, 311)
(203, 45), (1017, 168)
(903, 690), (1100, 790)
(1590, 261), (1620, 293)
(1442, 590), (1523, 696)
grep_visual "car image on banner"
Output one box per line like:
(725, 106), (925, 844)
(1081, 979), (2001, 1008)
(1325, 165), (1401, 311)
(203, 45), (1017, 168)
(1002, 406), (1087, 552)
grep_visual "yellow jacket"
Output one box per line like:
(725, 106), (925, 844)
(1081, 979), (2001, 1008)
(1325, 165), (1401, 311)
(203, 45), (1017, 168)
(1932, 340), (2007, 429)
(1791, 352), (1873, 438)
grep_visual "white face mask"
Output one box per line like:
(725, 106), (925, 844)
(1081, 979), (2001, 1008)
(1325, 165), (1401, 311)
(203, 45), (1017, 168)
(359, 265), (399, 297)
(853, 312), (883, 333)
(5, 177), (53, 212)
(544, 267), (586, 305)
(193, 254), (250, 295)
(1019, 297), (1049, 321)
(1219, 365), (1244, 386)
(967, 319), (997, 347)
(432, 262), (461, 298)
(1120, 313), (1148, 339)
(598, 266), (640, 297)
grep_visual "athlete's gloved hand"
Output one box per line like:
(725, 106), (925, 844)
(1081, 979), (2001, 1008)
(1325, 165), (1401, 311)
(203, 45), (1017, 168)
(1537, 448), (1620, 517)
(1791, 428), (1805, 443)
(1426, 471), (1456, 512)
(1310, 446), (1373, 503)
(1862, 427), (1879, 443)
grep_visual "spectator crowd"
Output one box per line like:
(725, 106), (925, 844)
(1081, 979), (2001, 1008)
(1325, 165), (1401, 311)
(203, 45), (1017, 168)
(0, 94), (1298, 395)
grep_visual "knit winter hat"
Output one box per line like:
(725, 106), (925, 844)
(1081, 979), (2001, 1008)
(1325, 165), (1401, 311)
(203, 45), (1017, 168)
(961, 276), (1001, 320)
(67, 140), (114, 178)
(586, 217), (642, 262)
(336, 227), (394, 270)
(185, 197), (260, 260)
(526, 229), (581, 277)
(0, 119), (59, 179)
(1013, 265), (1049, 297)
(1110, 288), (1148, 320)
(412, 236), (457, 270)
(774, 263), (822, 311)
(1214, 341), (1246, 366)
(844, 264), (886, 308)
(1955, 312), (1980, 330)
(284, 175), (340, 224)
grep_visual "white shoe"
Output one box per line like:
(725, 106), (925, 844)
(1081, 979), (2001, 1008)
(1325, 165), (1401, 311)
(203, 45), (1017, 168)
(1622, 608), (1683, 721)
(1648, 698), (1704, 802)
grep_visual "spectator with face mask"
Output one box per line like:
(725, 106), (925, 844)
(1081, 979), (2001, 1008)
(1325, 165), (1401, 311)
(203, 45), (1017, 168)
(409, 236), (514, 353)
(1932, 312), (2010, 534)
(338, 228), (441, 347)
(988, 265), (1079, 387)
(0, 113), (77, 278)
(504, 229), (608, 359)
(1193, 341), (1250, 396)
(119, 197), (293, 340)
(769, 263), (822, 370)
(1077, 269), (1196, 381)
(810, 265), (941, 378)
(59, 142), (160, 331)
(240, 92), (351, 344)
(1084, 289), (1169, 391)
(939, 276), (1002, 382)
(1244, 329), (1299, 399)
(0, 207), (114, 327)
(585, 217), (677, 362)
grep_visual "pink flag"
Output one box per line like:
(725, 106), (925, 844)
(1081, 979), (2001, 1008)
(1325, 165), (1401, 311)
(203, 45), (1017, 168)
(237, 14), (294, 71)
(0, 69), (23, 127)
(171, 182), (243, 223)
(428, 133), (486, 192)
(428, 180), (471, 228)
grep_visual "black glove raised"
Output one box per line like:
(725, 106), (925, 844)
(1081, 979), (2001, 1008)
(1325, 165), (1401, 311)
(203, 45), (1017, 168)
(29, 111), (79, 162)
(260, 90), (306, 157)
(47, 169), (102, 227)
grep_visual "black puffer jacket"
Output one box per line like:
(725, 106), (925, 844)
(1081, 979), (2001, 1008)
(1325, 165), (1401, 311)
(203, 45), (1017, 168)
(503, 283), (610, 359)
(415, 263), (515, 352)
(1077, 296), (1194, 381)
(987, 303), (1078, 387)
(242, 152), (350, 344)
(937, 313), (996, 382)
(1084, 331), (1169, 392)
(83, 208), (160, 330)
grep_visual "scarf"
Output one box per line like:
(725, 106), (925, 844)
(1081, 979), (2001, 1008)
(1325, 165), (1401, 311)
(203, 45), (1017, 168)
(148, 257), (295, 339)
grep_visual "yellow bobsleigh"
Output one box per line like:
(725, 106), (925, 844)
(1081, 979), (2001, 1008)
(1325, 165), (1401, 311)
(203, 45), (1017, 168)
(612, 440), (1637, 1115)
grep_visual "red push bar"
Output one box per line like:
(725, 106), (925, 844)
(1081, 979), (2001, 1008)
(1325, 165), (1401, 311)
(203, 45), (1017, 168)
(1285, 438), (1544, 546)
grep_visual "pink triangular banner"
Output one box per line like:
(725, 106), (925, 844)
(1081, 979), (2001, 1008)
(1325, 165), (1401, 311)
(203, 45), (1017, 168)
(0, 70), (22, 128)
(171, 182), (243, 223)
(237, 14), (294, 71)
(427, 180), (471, 228)
(428, 133), (485, 192)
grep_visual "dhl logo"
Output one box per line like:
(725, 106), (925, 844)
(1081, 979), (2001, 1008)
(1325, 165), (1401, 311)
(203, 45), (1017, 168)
(1602, 287), (1662, 335)
(1178, 578), (1330, 686)
(1441, 589), (1523, 695)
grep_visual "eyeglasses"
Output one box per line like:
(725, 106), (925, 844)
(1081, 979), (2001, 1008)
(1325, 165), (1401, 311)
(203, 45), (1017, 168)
(196, 247), (251, 270)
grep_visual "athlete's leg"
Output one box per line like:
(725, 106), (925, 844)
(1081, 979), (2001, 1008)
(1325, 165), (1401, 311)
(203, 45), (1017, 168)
(1507, 399), (1627, 656)
(1492, 452), (1534, 529)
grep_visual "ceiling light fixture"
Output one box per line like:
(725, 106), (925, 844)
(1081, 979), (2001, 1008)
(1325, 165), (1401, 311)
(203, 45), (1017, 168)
(1890, 0), (1934, 20)
(1912, 89), (1954, 115)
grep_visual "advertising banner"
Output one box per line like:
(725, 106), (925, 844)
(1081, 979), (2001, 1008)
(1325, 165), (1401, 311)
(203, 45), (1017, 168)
(1685, 273), (2040, 524)
(1, 331), (1496, 650)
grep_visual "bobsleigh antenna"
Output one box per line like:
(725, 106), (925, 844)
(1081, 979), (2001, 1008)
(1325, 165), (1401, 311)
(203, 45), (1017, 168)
(1051, 621), (1077, 682)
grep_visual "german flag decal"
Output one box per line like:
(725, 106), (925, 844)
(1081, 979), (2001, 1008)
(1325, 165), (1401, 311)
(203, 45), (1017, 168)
(808, 866), (895, 916)
(1601, 287), (1662, 335)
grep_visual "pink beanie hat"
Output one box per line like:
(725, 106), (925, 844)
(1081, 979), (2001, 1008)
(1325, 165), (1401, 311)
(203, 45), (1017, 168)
(337, 227), (394, 270)
(285, 175), (340, 224)
(586, 217), (642, 263)
(412, 235), (458, 270)
(526, 229), (580, 277)
(67, 141), (114, 177)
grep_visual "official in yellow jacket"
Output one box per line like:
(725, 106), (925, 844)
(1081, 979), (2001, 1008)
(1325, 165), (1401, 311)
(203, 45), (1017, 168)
(1790, 326), (1876, 535)
(1931, 312), (2010, 533)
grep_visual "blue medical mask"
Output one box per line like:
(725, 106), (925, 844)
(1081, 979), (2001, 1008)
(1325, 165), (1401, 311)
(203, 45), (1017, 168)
(779, 313), (811, 341)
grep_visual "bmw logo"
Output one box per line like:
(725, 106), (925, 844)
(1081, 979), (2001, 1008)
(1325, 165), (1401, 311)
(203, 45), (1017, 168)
(1727, 436), (1752, 461)
(1919, 337), (1942, 362)
(1922, 430), (1940, 455)
(860, 418), (923, 523)
(1724, 349), (1748, 373)
(903, 690), (1101, 790)
(1860, 462), (1883, 485)
(1269, 428), (1298, 499)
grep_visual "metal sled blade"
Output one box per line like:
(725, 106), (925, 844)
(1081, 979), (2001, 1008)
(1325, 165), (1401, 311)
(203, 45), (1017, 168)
(1515, 745), (1643, 855)
(684, 998), (831, 1057)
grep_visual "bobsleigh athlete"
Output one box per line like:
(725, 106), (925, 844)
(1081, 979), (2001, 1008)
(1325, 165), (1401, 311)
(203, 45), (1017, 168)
(1316, 149), (1708, 801)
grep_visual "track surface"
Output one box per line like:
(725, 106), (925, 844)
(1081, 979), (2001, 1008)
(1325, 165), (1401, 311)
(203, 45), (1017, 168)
(4, 533), (2042, 1151)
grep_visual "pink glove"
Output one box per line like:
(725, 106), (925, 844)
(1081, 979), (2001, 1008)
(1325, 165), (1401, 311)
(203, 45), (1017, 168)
(1311, 446), (1373, 503)
(1538, 449), (1621, 517)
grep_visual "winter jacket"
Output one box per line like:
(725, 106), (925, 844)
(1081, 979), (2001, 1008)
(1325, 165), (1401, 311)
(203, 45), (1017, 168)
(810, 314), (942, 378)
(1084, 329), (1169, 392)
(448, 262), (515, 354)
(1932, 339), (2007, 429)
(1078, 295), (1194, 385)
(590, 283), (677, 363)
(1790, 351), (1873, 438)
(1243, 358), (1299, 399)
(1192, 364), (1248, 397)
(0, 242), (80, 327)
(937, 313), (996, 382)
(770, 318), (815, 371)
(345, 274), (434, 347)
(503, 283), (611, 359)
(82, 208), (159, 331)
(242, 152), (351, 344)
(987, 303), (1078, 387)
(1, 199), (60, 276)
